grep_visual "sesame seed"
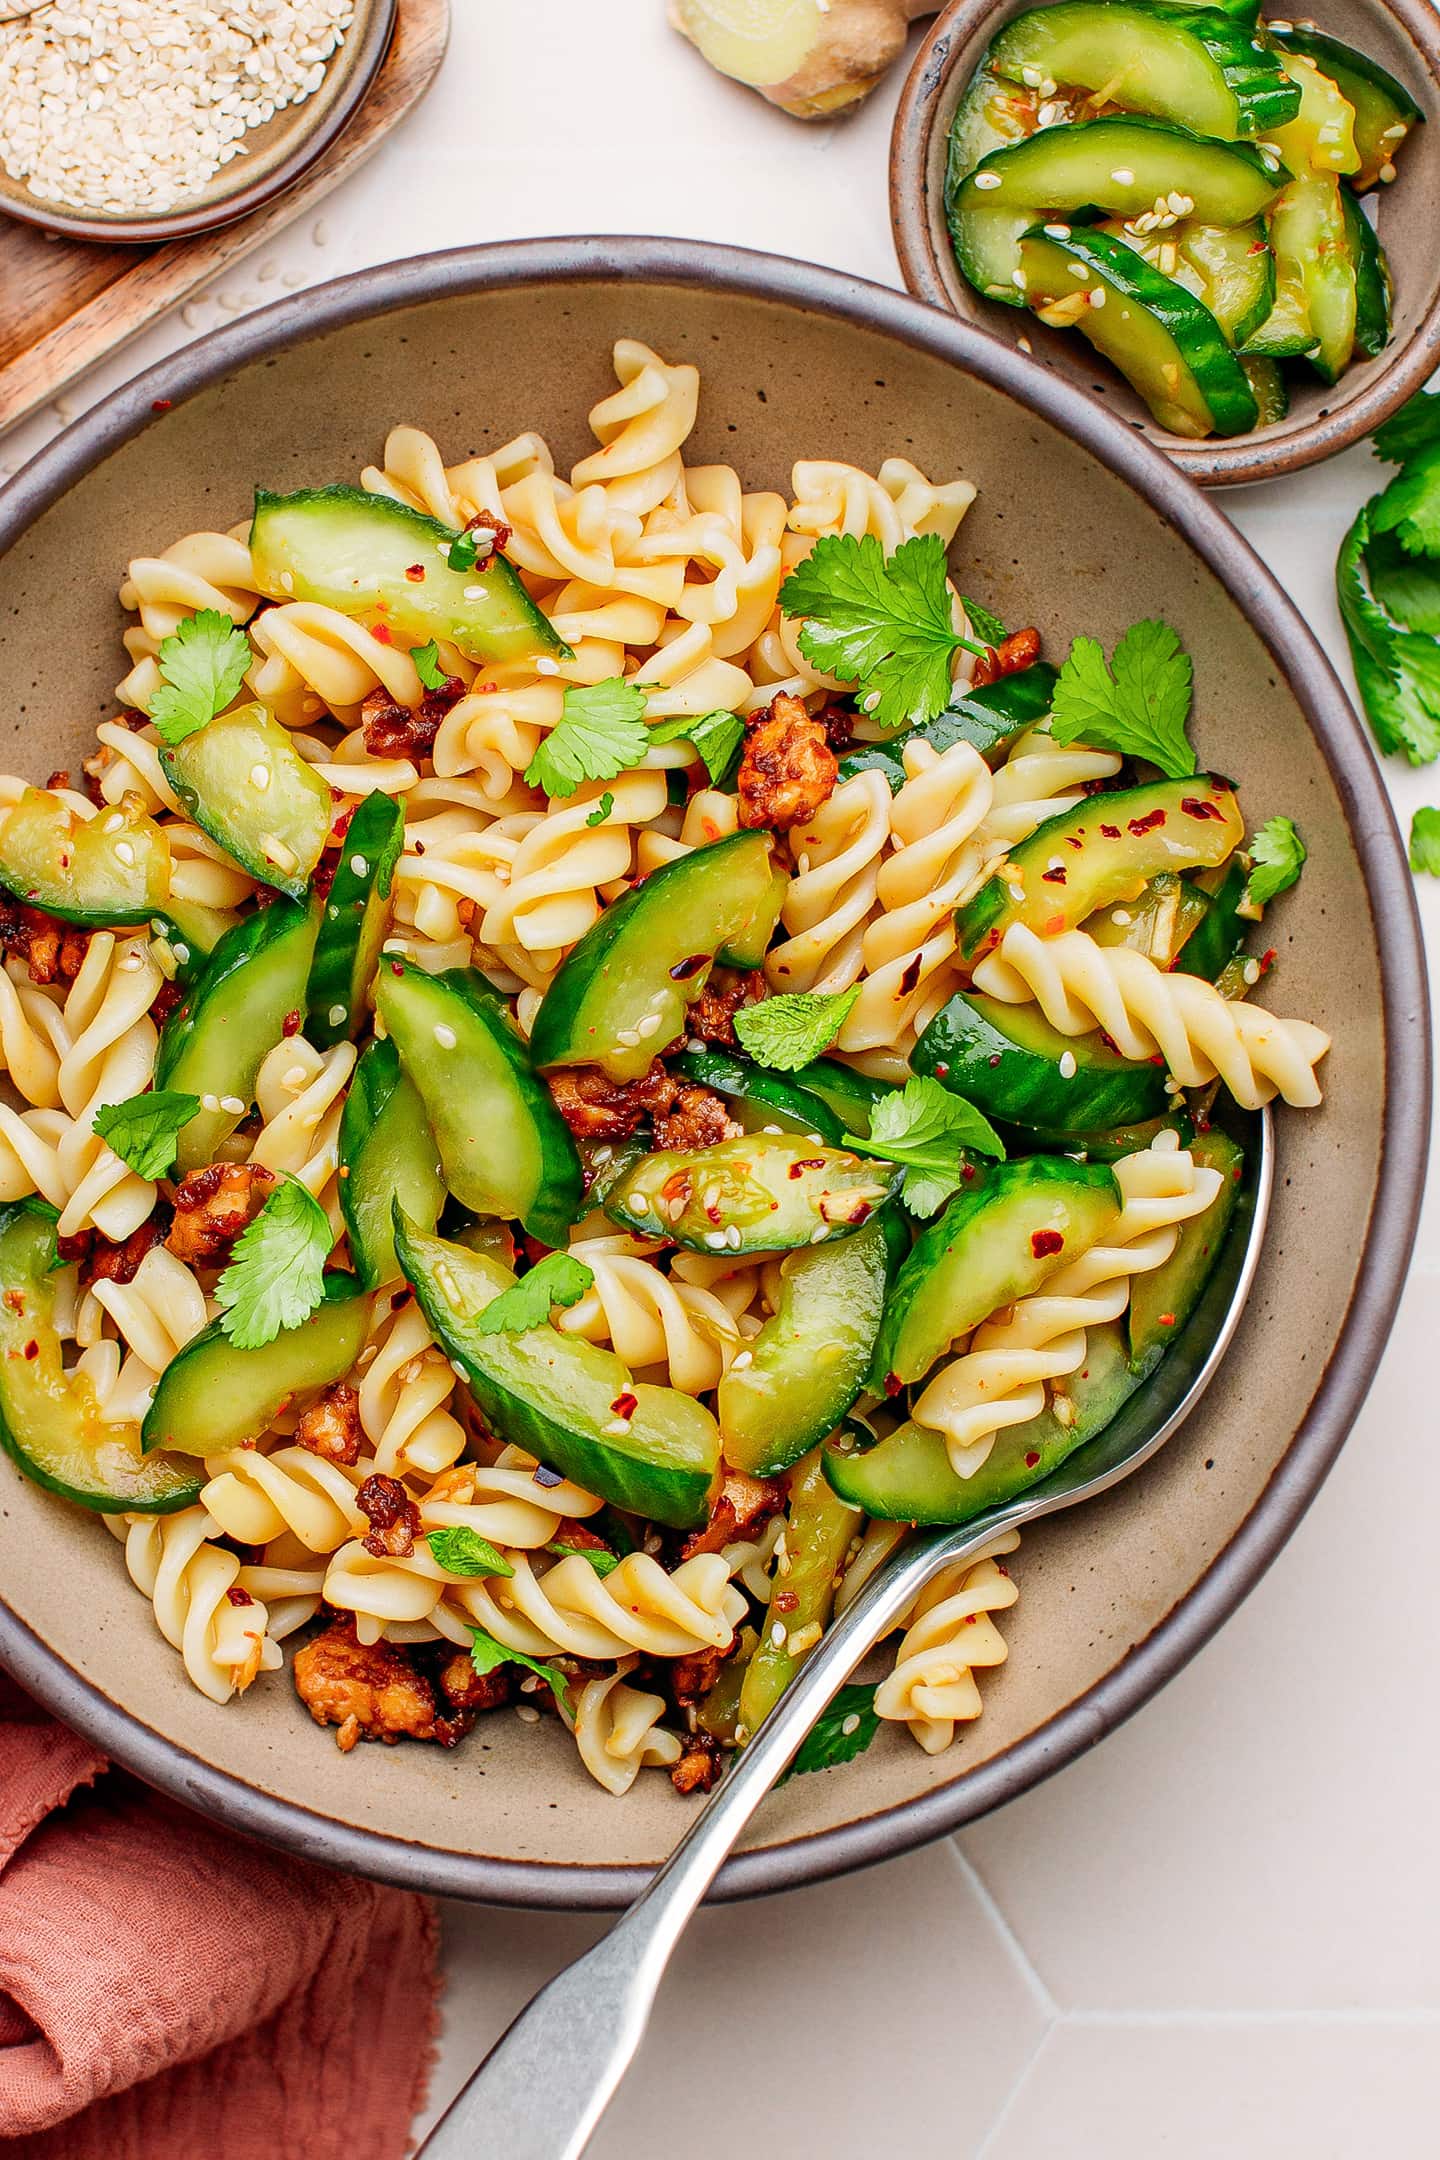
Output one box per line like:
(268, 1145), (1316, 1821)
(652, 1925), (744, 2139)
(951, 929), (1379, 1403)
(114, 841), (135, 867)
(1243, 958), (1261, 985)
(349, 854), (369, 878)
(731, 1351), (754, 1371)
(603, 1417), (632, 1436)
(219, 1095), (246, 1115)
(250, 762), (271, 791)
(1111, 168), (1135, 185)
(725, 1225), (742, 1249)
(1043, 222), (1071, 239)
(1111, 908), (1132, 926)
(841, 1713), (861, 1736)
(1380, 161), (1397, 183)
(328, 1003), (346, 1027)
(973, 170), (1002, 191)
(704, 1230), (728, 1250)
(615, 1028), (641, 1048)
(1089, 287), (1106, 308)
(535, 656), (560, 676)
(1011, 269), (1028, 290)
(200, 1092), (221, 1113)
(433, 1023), (457, 1049)
(770, 1622), (788, 1648)
(636, 1013), (663, 1038)
(173, 940), (191, 963)
(810, 1224), (830, 1244)
(515, 1704), (541, 1724)
(463, 586), (485, 600)
(1058, 1051), (1078, 1080)
(1068, 262), (1090, 279)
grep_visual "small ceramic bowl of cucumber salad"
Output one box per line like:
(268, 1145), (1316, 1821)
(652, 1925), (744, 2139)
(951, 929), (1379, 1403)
(891, 0), (1440, 483)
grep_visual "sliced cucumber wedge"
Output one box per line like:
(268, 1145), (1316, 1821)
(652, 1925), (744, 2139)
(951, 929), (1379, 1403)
(1239, 260), (1318, 356)
(872, 1156), (1122, 1390)
(958, 774), (1244, 964)
(306, 789), (404, 1046)
(670, 1046), (847, 1143)
(374, 958), (582, 1246)
(338, 1037), (444, 1290)
(0, 788), (167, 927)
(0, 1201), (202, 1513)
(1086, 868), (1212, 967)
(604, 1133), (900, 1255)
(838, 663), (1058, 790)
(141, 1280), (369, 1457)
(394, 1212), (720, 1528)
(784, 1058), (891, 1140)
(988, 3), (1300, 140)
(1270, 26), (1421, 190)
(1241, 354), (1289, 426)
(530, 831), (788, 1082)
(950, 61), (1035, 172)
(1128, 1126), (1242, 1370)
(949, 117), (1286, 305)
(160, 701), (333, 900)
(718, 1215), (893, 1476)
(738, 1450), (859, 1735)
(1343, 184), (1393, 359)
(156, 895), (320, 1175)
(1177, 219), (1276, 347)
(914, 987), (1168, 1133)
(1269, 171), (1356, 384)
(250, 486), (565, 668)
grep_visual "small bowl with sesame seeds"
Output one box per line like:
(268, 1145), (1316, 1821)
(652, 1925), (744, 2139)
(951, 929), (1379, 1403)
(890, 0), (1440, 485)
(0, 0), (395, 245)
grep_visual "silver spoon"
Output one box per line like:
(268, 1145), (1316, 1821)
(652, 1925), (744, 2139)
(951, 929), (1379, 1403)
(419, 1106), (1272, 2160)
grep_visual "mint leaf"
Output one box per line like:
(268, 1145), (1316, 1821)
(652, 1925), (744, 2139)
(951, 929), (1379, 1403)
(783, 1684), (880, 1780)
(468, 1625), (572, 1711)
(473, 1252), (594, 1335)
(524, 677), (649, 799)
(1048, 620), (1195, 777)
(427, 1526), (514, 1579)
(92, 1089), (200, 1181)
(1337, 508), (1440, 765)
(447, 529), (480, 573)
(648, 708), (746, 786)
(411, 639), (448, 690)
(1373, 387), (1440, 466)
(962, 595), (1007, 646)
(1410, 805), (1440, 875)
(585, 791), (615, 828)
(1369, 442), (1440, 559)
(546, 1538), (620, 1577)
(149, 609), (252, 746)
(779, 532), (982, 735)
(844, 1074), (1004, 1217)
(734, 988), (860, 1072)
(1244, 817), (1306, 910)
(215, 1174), (333, 1349)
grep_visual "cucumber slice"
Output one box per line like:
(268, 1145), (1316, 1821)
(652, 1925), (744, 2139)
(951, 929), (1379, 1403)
(1086, 868), (1212, 966)
(738, 1450), (859, 1734)
(1343, 185), (1393, 359)
(394, 1212), (719, 1528)
(838, 663), (1058, 790)
(530, 831), (788, 1082)
(1271, 47), (1360, 174)
(1241, 354), (1289, 426)
(249, 486), (564, 669)
(1269, 171), (1355, 383)
(1128, 1126), (1242, 1369)
(718, 1215), (893, 1476)
(306, 790), (404, 1046)
(785, 1058), (892, 1139)
(160, 702), (333, 901)
(0, 1201), (202, 1513)
(958, 775), (1244, 964)
(872, 1156), (1122, 1390)
(338, 1037), (444, 1290)
(0, 788), (235, 964)
(1270, 26), (1421, 190)
(1019, 227), (1260, 438)
(1175, 858), (1249, 981)
(950, 62), (1035, 171)
(1033, 1111), (1192, 1162)
(604, 1133), (900, 1256)
(1239, 259), (1318, 356)
(156, 895), (320, 1176)
(1177, 219), (1275, 346)
(826, 1320), (1141, 1523)
(949, 117), (1286, 305)
(914, 988), (1167, 1133)
(988, 3), (1300, 140)
(141, 1280), (369, 1457)
(671, 1046), (847, 1143)
(374, 959), (582, 1247)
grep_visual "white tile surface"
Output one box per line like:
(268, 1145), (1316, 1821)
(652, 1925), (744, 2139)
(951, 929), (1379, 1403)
(6, 3), (1436, 2153)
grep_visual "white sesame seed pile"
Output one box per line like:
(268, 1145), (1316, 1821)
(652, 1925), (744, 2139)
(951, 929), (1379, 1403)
(0, 1), (356, 217)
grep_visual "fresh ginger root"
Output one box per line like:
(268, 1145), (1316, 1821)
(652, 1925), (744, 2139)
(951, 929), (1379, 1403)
(669, 0), (937, 120)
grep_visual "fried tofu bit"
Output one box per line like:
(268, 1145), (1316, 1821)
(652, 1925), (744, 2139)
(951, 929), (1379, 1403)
(0, 898), (91, 986)
(356, 1472), (422, 1559)
(671, 1732), (725, 1796)
(547, 1060), (675, 1143)
(680, 1469), (786, 1560)
(293, 1619), (442, 1749)
(295, 1380), (363, 1466)
(359, 673), (465, 761)
(685, 966), (767, 1048)
(736, 691), (837, 833)
(165, 1162), (275, 1265)
(653, 1082), (742, 1152)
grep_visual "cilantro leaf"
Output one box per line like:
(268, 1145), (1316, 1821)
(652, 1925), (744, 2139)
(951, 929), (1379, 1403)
(1048, 620), (1196, 777)
(962, 595), (1008, 647)
(1244, 817), (1307, 910)
(473, 1252), (595, 1335)
(447, 530), (479, 573)
(1410, 805), (1440, 875)
(1373, 387), (1440, 466)
(782, 1684), (880, 1781)
(779, 532), (982, 734)
(647, 708), (746, 786)
(215, 1174), (333, 1349)
(733, 988), (860, 1072)
(1369, 442), (1440, 559)
(149, 609), (252, 746)
(426, 1526), (514, 1580)
(844, 1075), (1004, 1217)
(523, 678), (650, 799)
(585, 791), (615, 828)
(468, 1625), (572, 1711)
(411, 639), (448, 690)
(546, 1538), (620, 1577)
(1367, 530), (1440, 636)
(92, 1089), (200, 1181)
(1337, 508), (1440, 765)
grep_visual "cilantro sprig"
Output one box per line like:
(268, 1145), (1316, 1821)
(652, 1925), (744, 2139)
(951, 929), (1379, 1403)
(779, 532), (984, 735)
(411, 639), (448, 690)
(1244, 817), (1307, 911)
(781, 1684), (880, 1781)
(1048, 620), (1196, 777)
(473, 1252), (594, 1335)
(647, 708), (746, 786)
(215, 1174), (334, 1350)
(149, 609), (252, 747)
(427, 1527), (513, 1580)
(546, 1538), (620, 1577)
(1410, 805), (1440, 875)
(468, 1626), (572, 1711)
(734, 988), (859, 1072)
(1338, 504), (1440, 766)
(961, 594), (1008, 647)
(93, 1089), (200, 1181)
(524, 678), (649, 799)
(843, 1076), (1004, 1218)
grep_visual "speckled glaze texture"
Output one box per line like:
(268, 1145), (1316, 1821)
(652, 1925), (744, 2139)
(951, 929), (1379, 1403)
(0, 241), (1425, 1906)
(890, 0), (1440, 486)
(0, 0), (396, 244)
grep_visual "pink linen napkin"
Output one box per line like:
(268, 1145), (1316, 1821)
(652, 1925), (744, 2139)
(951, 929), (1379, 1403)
(0, 1677), (438, 2157)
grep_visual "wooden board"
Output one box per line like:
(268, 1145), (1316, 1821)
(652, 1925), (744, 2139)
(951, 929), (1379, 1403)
(0, 0), (449, 436)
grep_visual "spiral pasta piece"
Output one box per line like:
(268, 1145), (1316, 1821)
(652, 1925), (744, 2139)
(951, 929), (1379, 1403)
(876, 1531), (1020, 1754)
(357, 1296), (469, 1480)
(105, 1507), (281, 1704)
(116, 528), (261, 710)
(444, 1549), (746, 1663)
(567, 1667), (683, 1796)
(200, 1444), (370, 1552)
(73, 1246), (209, 1423)
(767, 769), (892, 994)
(251, 1035), (357, 1227)
(974, 925), (1331, 1109)
(557, 1232), (760, 1394)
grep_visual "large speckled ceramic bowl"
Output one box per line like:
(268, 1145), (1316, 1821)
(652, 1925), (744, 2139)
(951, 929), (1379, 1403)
(0, 240), (1426, 1906)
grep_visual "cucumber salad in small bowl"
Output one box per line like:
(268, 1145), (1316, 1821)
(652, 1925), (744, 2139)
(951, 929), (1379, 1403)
(891, 0), (1440, 482)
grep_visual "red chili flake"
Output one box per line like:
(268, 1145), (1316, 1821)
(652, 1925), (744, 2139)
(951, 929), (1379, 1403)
(226, 1586), (255, 1607)
(787, 1163), (804, 1179)
(898, 955), (923, 996)
(1044, 913), (1067, 936)
(2, 1290), (23, 1315)
(1067, 835), (1084, 850)
(705, 1201), (723, 1223)
(795, 1159), (826, 1172)
(773, 1590), (799, 1614)
(1180, 797), (1224, 822)
(1158, 1312), (1177, 1328)
(404, 563), (427, 583)
(1041, 866), (1067, 885)
(390, 959), (405, 977)
(1128, 808), (1166, 836)
(1260, 947), (1278, 973)
(390, 1287), (411, 1308)
(934, 1061), (950, 1078)
(609, 1392), (638, 1421)
(1100, 823), (1122, 840)
(22, 1339), (38, 1360)
(668, 954), (708, 981)
(151, 398), (173, 412)
(413, 840), (426, 856)
(962, 1162), (977, 1180)
(282, 1008), (302, 1037)
(988, 1053), (1003, 1068)
(1030, 1229), (1064, 1259)
(846, 1200), (874, 1226)
(1024, 1451), (1041, 1469)
(371, 622), (392, 645)
(883, 1372), (903, 1398)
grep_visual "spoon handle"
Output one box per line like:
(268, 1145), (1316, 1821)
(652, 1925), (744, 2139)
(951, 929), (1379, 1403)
(417, 1516), (999, 2159)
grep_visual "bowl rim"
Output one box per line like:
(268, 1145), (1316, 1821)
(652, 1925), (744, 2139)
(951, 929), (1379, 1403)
(0, 0), (397, 247)
(0, 234), (1426, 1907)
(889, 0), (1440, 488)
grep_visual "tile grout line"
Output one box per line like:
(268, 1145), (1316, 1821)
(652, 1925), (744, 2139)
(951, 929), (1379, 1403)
(1064, 2007), (1440, 2029)
(948, 1837), (1064, 2020)
(972, 2020), (1058, 2160)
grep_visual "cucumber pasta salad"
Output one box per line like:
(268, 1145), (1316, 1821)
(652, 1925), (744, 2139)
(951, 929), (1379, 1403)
(0, 340), (1329, 1796)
